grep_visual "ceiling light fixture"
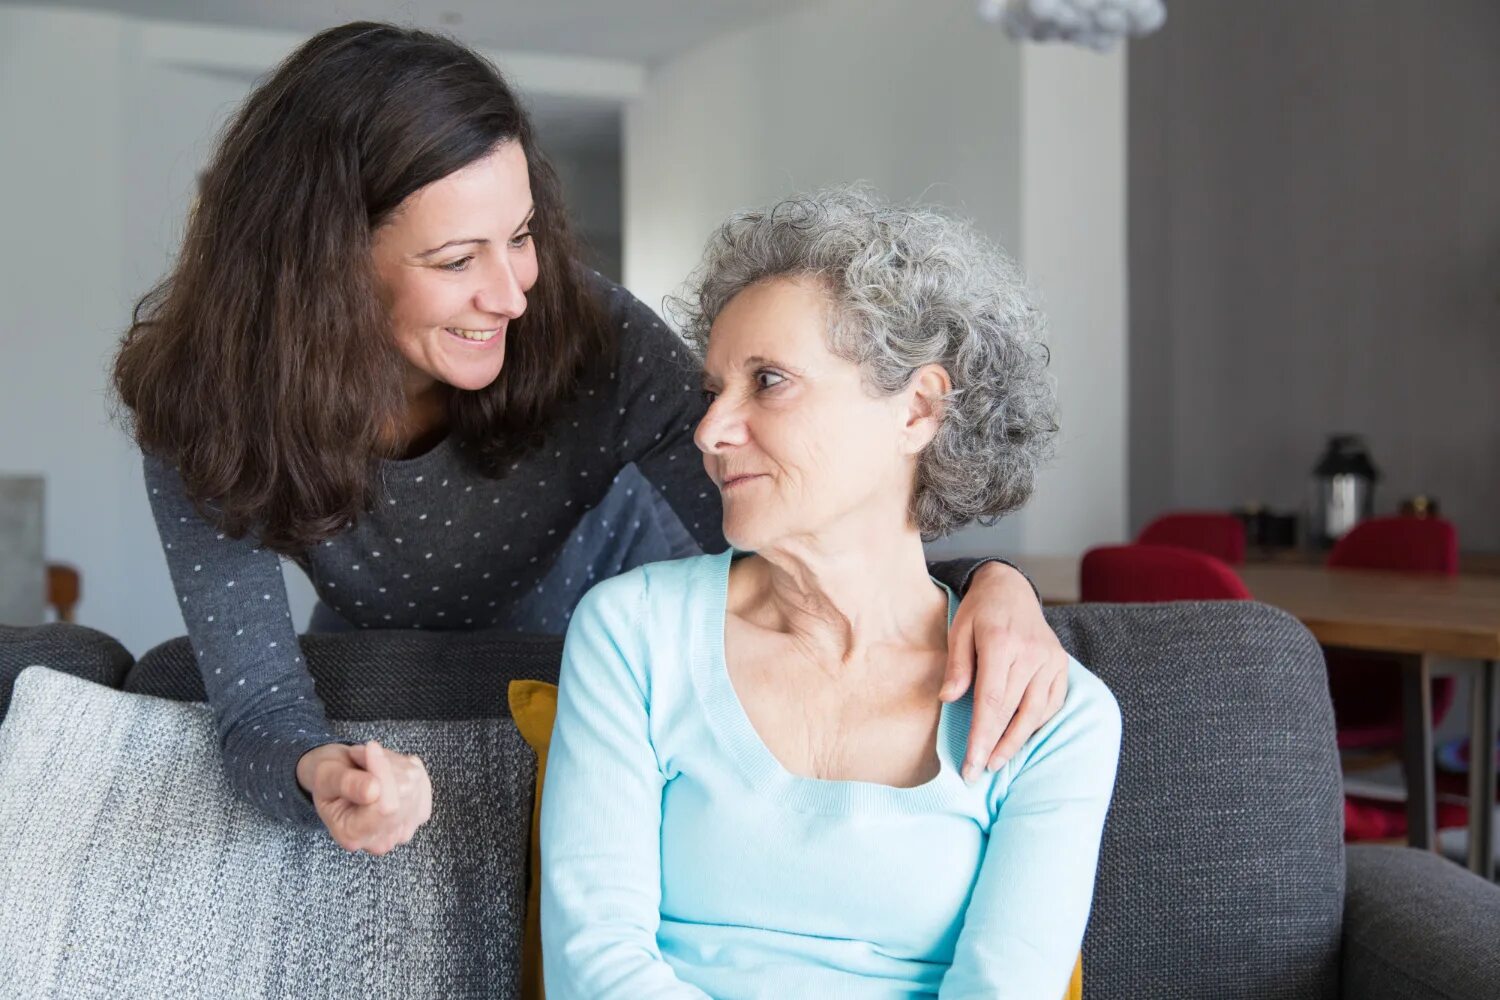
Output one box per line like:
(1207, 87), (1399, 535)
(978, 0), (1167, 51)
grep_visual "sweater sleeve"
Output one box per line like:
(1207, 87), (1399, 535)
(143, 454), (337, 826)
(539, 572), (712, 1000)
(927, 557), (1041, 603)
(939, 659), (1122, 999)
(601, 284), (726, 553)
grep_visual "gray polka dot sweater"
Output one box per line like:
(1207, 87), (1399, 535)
(144, 278), (997, 826)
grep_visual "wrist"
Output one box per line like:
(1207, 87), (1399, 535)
(973, 559), (1024, 588)
(969, 558), (1042, 607)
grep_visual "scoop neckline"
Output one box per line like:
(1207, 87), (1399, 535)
(378, 434), (456, 469)
(689, 548), (976, 816)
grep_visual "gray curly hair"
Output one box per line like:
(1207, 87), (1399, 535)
(667, 186), (1057, 540)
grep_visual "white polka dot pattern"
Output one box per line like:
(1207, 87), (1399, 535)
(139, 275), (726, 825)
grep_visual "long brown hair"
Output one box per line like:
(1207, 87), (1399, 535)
(114, 22), (610, 554)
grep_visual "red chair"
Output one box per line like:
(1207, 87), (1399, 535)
(1137, 512), (1247, 566)
(1080, 544), (1251, 603)
(1327, 516), (1458, 575)
(1343, 795), (1468, 845)
(1326, 516), (1462, 842)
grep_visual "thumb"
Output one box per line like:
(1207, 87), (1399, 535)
(341, 766), (380, 805)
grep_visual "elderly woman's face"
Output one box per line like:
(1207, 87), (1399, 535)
(695, 276), (925, 552)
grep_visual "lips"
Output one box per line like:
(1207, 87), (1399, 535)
(721, 473), (767, 489)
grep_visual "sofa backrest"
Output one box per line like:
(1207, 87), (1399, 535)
(1049, 600), (1344, 1000)
(128, 630), (563, 719)
(24, 600), (1344, 998)
(0, 622), (133, 720)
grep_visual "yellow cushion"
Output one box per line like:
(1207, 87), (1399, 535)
(508, 679), (558, 1000)
(505, 679), (1083, 1000)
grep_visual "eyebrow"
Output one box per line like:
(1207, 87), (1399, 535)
(415, 206), (536, 258)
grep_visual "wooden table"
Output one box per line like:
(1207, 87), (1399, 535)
(1025, 556), (1500, 877)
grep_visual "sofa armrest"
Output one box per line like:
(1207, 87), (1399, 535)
(1341, 844), (1500, 1000)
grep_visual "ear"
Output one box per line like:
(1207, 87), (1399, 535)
(899, 364), (952, 455)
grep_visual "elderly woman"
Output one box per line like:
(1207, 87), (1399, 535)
(540, 188), (1122, 999)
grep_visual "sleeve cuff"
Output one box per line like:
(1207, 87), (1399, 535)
(225, 726), (341, 829)
(930, 557), (1041, 604)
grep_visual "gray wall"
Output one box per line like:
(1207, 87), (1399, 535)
(1129, 0), (1500, 549)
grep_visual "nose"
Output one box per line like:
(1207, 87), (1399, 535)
(475, 256), (527, 320)
(693, 394), (750, 459)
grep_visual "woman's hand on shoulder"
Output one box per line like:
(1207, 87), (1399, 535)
(296, 740), (433, 855)
(943, 562), (1070, 784)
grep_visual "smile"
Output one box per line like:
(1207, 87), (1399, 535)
(722, 474), (767, 490)
(445, 327), (503, 343)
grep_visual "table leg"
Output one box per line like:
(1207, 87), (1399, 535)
(1468, 660), (1496, 878)
(1402, 657), (1436, 851)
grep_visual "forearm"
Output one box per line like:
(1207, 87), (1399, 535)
(145, 453), (334, 824)
(541, 579), (710, 999)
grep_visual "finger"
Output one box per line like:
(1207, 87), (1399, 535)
(988, 681), (1050, 771)
(941, 613), (977, 703)
(1047, 665), (1068, 713)
(340, 767), (380, 805)
(417, 773), (434, 826)
(338, 798), (399, 846)
(312, 759), (355, 803)
(321, 800), (368, 853)
(346, 743), (367, 767)
(364, 741), (400, 816)
(963, 656), (1028, 783)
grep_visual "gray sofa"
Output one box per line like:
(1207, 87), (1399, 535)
(1, 602), (1497, 999)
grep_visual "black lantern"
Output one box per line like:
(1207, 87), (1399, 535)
(1312, 434), (1379, 547)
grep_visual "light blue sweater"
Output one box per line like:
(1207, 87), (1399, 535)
(540, 550), (1122, 999)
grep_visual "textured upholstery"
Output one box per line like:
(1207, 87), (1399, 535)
(1138, 511), (1248, 565)
(0, 623), (133, 720)
(5, 600), (1496, 998)
(1047, 601), (1345, 999)
(0, 667), (531, 999)
(1342, 844), (1500, 1000)
(126, 629), (563, 720)
(1080, 544), (1252, 603)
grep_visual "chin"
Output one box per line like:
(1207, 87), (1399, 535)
(440, 352), (508, 391)
(443, 367), (504, 392)
(722, 513), (780, 554)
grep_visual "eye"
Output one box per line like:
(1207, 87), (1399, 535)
(439, 256), (474, 272)
(509, 232), (533, 250)
(700, 389), (719, 405)
(755, 370), (787, 391)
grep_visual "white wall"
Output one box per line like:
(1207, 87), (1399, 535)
(624, 0), (1127, 559)
(0, 0), (1125, 654)
(1, 7), (134, 641)
(1013, 43), (1128, 555)
(551, 147), (625, 280)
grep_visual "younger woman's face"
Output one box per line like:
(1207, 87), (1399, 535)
(372, 141), (540, 397)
